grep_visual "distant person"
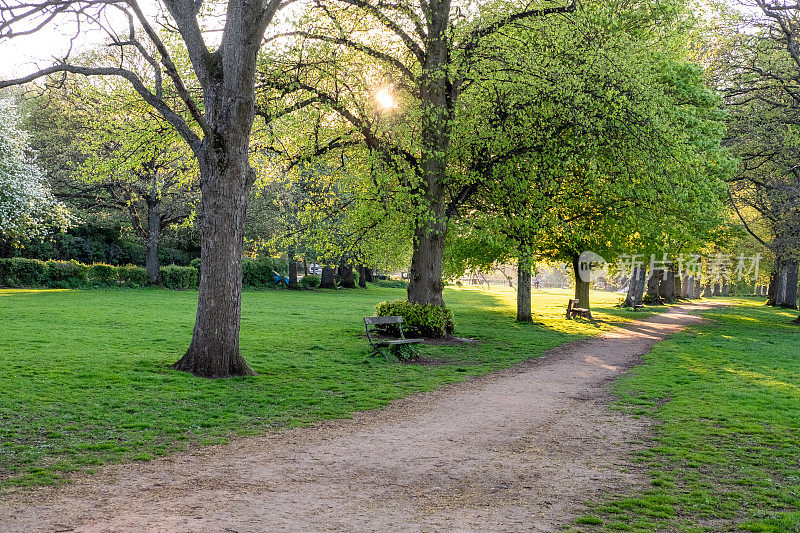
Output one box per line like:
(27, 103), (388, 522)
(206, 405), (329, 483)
(533, 277), (540, 290)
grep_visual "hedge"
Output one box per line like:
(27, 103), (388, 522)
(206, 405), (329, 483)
(117, 265), (149, 287)
(299, 274), (321, 289)
(45, 260), (89, 288)
(0, 257), (169, 289)
(375, 299), (454, 338)
(0, 256), (293, 291)
(159, 265), (198, 290)
(0, 258), (47, 287)
(88, 263), (118, 285)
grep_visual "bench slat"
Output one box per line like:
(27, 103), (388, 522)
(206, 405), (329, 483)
(364, 316), (403, 325)
(376, 338), (423, 345)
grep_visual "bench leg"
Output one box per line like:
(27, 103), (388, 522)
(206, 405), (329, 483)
(371, 346), (389, 361)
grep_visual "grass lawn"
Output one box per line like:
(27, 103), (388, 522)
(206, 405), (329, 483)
(0, 285), (649, 490)
(571, 299), (800, 532)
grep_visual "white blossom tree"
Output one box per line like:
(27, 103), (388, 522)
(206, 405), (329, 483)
(0, 98), (70, 241)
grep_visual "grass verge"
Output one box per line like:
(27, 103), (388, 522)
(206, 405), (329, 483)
(571, 299), (800, 532)
(0, 285), (652, 491)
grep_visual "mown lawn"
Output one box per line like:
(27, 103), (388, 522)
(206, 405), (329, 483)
(571, 299), (800, 532)
(0, 285), (648, 490)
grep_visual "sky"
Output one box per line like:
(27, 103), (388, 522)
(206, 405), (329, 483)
(0, 0), (160, 79)
(1, 28), (108, 78)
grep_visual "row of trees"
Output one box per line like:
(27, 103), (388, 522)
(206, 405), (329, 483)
(706, 1), (800, 320)
(0, 0), (740, 376)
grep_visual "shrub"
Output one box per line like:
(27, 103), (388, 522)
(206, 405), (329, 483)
(375, 299), (454, 338)
(242, 257), (274, 288)
(44, 260), (89, 288)
(88, 263), (118, 285)
(160, 265), (198, 290)
(373, 278), (409, 289)
(299, 274), (321, 289)
(272, 258), (289, 275)
(117, 265), (149, 287)
(0, 257), (47, 287)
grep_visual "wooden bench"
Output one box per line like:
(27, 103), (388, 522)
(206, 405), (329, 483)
(364, 316), (423, 360)
(566, 299), (592, 319)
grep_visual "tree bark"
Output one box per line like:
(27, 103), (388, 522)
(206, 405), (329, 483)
(572, 254), (591, 310)
(660, 269), (676, 302)
(288, 257), (298, 289)
(172, 143), (255, 378)
(781, 261), (799, 309)
(320, 266), (336, 288)
(624, 265), (646, 306)
(357, 265), (367, 288)
(338, 261), (356, 289)
(694, 278), (701, 299)
(407, 18), (452, 308)
(146, 199), (162, 285)
(407, 199), (447, 306)
(767, 267), (778, 305)
(517, 255), (532, 323)
(647, 269), (663, 303)
(364, 267), (374, 283)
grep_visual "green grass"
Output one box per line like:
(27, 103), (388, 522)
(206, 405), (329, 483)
(0, 285), (649, 490)
(570, 299), (800, 532)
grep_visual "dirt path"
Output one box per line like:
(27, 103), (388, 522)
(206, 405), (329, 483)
(0, 303), (716, 532)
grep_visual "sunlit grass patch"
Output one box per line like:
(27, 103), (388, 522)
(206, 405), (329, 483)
(0, 284), (646, 491)
(570, 299), (800, 532)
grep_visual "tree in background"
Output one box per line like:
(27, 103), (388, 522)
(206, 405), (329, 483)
(263, 0), (575, 311)
(445, 2), (731, 319)
(705, 4), (800, 311)
(0, 98), (71, 243)
(74, 84), (199, 285)
(2, 0), (301, 377)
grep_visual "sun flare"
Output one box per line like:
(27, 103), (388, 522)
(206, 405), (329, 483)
(375, 87), (396, 109)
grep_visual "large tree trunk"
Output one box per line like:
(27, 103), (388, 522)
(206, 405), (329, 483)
(338, 261), (356, 289)
(659, 269), (676, 302)
(572, 254), (590, 310)
(647, 269), (663, 303)
(172, 145), (255, 377)
(364, 267), (374, 283)
(407, 19), (452, 308)
(517, 255), (532, 323)
(288, 257), (298, 289)
(778, 261), (799, 308)
(407, 200), (447, 306)
(624, 265), (646, 306)
(357, 265), (367, 288)
(169, 8), (279, 378)
(320, 266), (336, 288)
(767, 267), (778, 305)
(680, 275), (690, 298)
(145, 199), (161, 285)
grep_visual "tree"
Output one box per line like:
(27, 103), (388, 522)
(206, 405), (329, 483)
(2, 0), (294, 377)
(52, 80), (201, 285)
(266, 0), (575, 310)
(445, 4), (731, 318)
(0, 98), (71, 241)
(706, 6), (800, 311)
